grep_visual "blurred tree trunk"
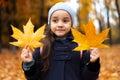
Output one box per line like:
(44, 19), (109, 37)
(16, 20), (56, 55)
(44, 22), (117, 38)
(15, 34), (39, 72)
(105, 1), (112, 45)
(9, 0), (17, 53)
(40, 0), (44, 25)
(0, 6), (2, 53)
(115, 0), (120, 37)
(9, 0), (17, 36)
(98, 20), (102, 32)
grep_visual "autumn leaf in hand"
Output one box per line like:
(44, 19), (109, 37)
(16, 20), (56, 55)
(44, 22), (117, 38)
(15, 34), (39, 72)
(72, 20), (109, 51)
(84, 20), (109, 48)
(9, 19), (45, 51)
(71, 28), (89, 50)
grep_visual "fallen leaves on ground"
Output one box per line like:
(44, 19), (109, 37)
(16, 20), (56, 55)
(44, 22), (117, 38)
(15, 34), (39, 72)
(0, 45), (120, 80)
(98, 45), (120, 80)
(0, 49), (25, 80)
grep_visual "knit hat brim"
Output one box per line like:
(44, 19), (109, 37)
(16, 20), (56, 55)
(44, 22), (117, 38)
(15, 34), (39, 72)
(48, 2), (75, 26)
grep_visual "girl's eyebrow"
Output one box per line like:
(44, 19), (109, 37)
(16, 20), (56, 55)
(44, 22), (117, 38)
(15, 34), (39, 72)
(64, 17), (69, 19)
(51, 16), (58, 19)
(64, 17), (70, 19)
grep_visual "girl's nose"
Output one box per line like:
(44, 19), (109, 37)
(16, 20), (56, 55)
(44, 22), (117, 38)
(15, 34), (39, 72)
(57, 21), (63, 27)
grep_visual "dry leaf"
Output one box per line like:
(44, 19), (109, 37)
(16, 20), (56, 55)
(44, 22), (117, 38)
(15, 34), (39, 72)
(72, 20), (109, 51)
(9, 19), (45, 51)
(71, 28), (89, 50)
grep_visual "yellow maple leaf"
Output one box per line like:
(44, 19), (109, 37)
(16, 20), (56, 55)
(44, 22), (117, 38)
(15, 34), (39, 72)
(72, 20), (109, 51)
(9, 19), (45, 51)
(71, 28), (89, 50)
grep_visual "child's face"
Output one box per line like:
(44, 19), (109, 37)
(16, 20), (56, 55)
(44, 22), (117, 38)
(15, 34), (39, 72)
(50, 10), (72, 37)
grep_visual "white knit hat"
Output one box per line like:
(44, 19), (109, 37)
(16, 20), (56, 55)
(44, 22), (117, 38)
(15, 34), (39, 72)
(48, 2), (75, 26)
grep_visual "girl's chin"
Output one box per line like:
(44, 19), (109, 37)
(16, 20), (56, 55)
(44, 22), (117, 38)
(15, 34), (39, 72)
(55, 33), (66, 37)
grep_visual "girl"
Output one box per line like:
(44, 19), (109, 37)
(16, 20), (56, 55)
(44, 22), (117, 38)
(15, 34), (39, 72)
(21, 2), (100, 80)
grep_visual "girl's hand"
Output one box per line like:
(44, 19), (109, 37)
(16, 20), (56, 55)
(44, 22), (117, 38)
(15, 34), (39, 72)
(21, 45), (33, 62)
(90, 48), (100, 63)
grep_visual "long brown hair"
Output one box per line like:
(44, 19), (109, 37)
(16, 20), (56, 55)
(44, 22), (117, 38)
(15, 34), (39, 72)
(40, 25), (54, 72)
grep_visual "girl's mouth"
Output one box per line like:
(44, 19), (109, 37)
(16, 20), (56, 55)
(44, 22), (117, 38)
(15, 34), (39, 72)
(56, 29), (65, 32)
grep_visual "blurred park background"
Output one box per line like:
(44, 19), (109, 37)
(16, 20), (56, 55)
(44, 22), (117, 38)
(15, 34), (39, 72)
(0, 0), (120, 80)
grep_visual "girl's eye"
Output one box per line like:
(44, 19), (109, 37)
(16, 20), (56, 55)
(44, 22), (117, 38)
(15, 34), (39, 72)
(52, 19), (58, 23)
(63, 19), (69, 23)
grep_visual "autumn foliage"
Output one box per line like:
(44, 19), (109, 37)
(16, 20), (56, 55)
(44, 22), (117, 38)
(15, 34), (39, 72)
(10, 19), (45, 51)
(98, 45), (120, 80)
(72, 20), (109, 51)
(0, 50), (25, 80)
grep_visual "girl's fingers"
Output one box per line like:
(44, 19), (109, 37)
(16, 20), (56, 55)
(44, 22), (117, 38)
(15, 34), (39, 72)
(21, 50), (33, 62)
(21, 45), (33, 62)
(90, 48), (97, 52)
(27, 46), (33, 56)
(90, 48), (100, 63)
(21, 49), (28, 57)
(90, 48), (99, 55)
(23, 45), (32, 54)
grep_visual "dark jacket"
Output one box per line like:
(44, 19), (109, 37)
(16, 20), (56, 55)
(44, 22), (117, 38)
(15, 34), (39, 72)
(22, 33), (100, 80)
